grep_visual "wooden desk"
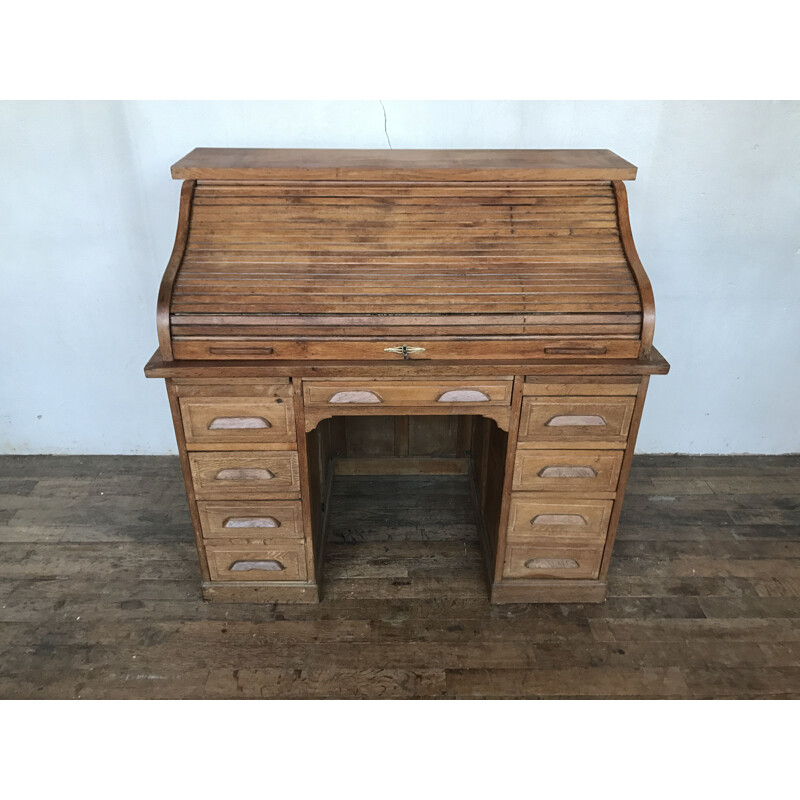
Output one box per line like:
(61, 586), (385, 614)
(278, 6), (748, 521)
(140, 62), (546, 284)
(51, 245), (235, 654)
(145, 148), (669, 604)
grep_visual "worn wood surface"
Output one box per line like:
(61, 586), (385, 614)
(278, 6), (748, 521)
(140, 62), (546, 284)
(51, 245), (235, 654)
(160, 149), (651, 363)
(156, 180), (195, 360)
(2, 454), (798, 699)
(144, 348), (670, 379)
(613, 180), (655, 357)
(171, 181), (641, 319)
(170, 148), (638, 181)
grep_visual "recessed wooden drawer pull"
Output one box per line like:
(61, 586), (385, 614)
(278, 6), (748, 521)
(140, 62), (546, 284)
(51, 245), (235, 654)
(538, 466), (597, 478)
(208, 416), (271, 430)
(531, 514), (588, 526)
(215, 468), (275, 481)
(223, 516), (281, 528)
(229, 559), (285, 572)
(545, 414), (606, 427)
(524, 557), (580, 570)
(208, 346), (274, 356)
(328, 391), (383, 404)
(544, 346), (607, 355)
(437, 389), (490, 402)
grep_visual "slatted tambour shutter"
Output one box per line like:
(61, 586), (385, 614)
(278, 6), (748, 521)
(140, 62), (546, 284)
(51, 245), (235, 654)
(168, 179), (644, 358)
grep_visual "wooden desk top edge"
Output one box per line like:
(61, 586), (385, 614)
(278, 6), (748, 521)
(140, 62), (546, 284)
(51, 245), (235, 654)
(171, 148), (638, 182)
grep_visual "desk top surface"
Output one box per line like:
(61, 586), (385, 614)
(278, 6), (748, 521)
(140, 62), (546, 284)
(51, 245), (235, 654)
(171, 148), (638, 182)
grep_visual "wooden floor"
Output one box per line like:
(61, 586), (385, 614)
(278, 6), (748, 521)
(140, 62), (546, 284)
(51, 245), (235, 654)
(0, 455), (799, 699)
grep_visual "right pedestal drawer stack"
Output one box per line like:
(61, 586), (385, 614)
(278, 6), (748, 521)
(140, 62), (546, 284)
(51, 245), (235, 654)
(503, 377), (640, 582)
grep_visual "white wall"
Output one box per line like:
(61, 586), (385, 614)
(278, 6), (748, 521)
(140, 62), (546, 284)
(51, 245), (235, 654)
(1, 101), (798, 454)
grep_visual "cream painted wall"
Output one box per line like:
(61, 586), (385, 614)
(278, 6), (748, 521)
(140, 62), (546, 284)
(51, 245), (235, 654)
(1, 101), (798, 454)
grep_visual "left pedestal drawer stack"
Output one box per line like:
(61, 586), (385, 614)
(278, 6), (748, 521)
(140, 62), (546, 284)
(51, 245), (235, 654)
(166, 379), (318, 602)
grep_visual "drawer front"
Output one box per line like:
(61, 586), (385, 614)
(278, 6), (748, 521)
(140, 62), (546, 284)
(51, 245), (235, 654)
(172, 338), (640, 362)
(506, 497), (613, 545)
(503, 545), (603, 580)
(205, 541), (307, 582)
(180, 393), (295, 444)
(512, 450), (624, 494)
(519, 396), (636, 445)
(189, 452), (301, 499)
(522, 379), (640, 396)
(197, 500), (304, 540)
(173, 380), (290, 397)
(303, 380), (512, 407)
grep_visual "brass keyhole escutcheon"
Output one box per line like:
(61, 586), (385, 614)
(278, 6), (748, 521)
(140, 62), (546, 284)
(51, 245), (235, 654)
(383, 345), (426, 360)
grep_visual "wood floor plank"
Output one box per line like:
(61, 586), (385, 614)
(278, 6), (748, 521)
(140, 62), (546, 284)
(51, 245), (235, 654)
(445, 666), (690, 699)
(588, 617), (800, 643)
(677, 667), (800, 699)
(607, 576), (761, 598)
(700, 596), (800, 619)
(0, 454), (798, 698)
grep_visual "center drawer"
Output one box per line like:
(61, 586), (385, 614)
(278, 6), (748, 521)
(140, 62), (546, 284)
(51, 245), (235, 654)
(189, 451), (301, 499)
(303, 379), (512, 407)
(512, 449), (624, 494)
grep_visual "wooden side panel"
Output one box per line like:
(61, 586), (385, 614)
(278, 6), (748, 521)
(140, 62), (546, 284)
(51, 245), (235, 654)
(164, 378), (210, 583)
(342, 417), (397, 456)
(471, 417), (490, 515)
(293, 379), (321, 585)
(408, 416), (461, 457)
(599, 377), (651, 577)
(483, 421), (509, 555)
(613, 180), (655, 357)
(157, 180), (195, 361)
(491, 376), (526, 585)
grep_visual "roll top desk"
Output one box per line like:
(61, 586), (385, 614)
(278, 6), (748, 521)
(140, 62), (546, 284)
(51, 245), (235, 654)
(145, 148), (669, 603)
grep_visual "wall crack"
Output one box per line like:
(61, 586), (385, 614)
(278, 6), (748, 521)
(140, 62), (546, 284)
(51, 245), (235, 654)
(379, 100), (393, 149)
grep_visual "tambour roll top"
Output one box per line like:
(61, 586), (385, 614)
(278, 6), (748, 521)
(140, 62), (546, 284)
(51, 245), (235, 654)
(158, 149), (655, 363)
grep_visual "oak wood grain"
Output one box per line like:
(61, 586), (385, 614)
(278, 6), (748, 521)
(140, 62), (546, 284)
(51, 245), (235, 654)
(143, 348), (671, 378)
(171, 148), (638, 181)
(157, 180), (195, 361)
(145, 149), (667, 607)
